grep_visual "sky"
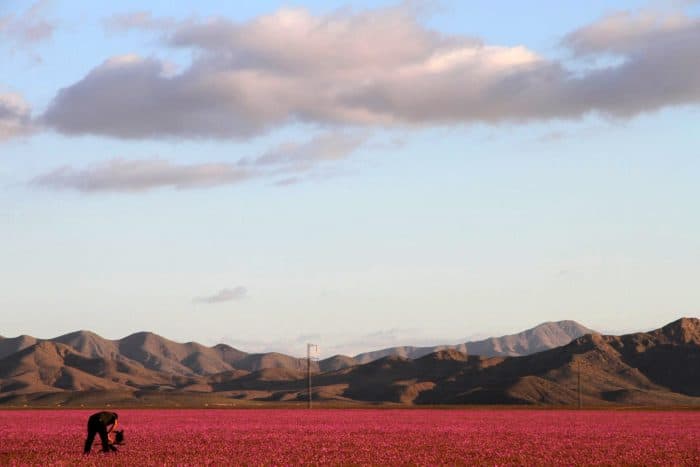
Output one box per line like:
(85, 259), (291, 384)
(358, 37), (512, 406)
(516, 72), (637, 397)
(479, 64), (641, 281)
(1, 0), (699, 357)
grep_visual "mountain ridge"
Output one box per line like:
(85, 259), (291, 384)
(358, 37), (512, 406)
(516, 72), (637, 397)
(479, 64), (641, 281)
(0, 320), (592, 374)
(1, 318), (697, 407)
(352, 320), (594, 363)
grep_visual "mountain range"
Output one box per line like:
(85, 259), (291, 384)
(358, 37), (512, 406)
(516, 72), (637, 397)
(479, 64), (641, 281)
(1, 318), (698, 407)
(0, 320), (592, 375)
(352, 320), (593, 363)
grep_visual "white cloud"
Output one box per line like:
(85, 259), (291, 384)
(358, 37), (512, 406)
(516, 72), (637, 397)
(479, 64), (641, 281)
(31, 131), (366, 192)
(0, 92), (33, 141)
(0, 1), (54, 45)
(32, 158), (252, 192)
(103, 11), (175, 33)
(42, 4), (700, 141)
(39, 4), (700, 140)
(251, 131), (366, 169)
(43, 5), (540, 138)
(564, 9), (696, 56)
(194, 287), (248, 304)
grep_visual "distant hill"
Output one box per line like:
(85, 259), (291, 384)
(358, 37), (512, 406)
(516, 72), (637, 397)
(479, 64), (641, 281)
(211, 317), (700, 406)
(352, 320), (594, 363)
(0, 330), (317, 379)
(0, 320), (588, 380)
(1, 318), (698, 407)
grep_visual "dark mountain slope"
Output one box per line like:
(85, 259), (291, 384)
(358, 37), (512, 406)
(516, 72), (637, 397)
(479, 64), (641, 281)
(0, 335), (38, 360)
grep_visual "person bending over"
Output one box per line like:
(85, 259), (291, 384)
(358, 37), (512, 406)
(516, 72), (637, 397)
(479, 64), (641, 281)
(83, 411), (124, 454)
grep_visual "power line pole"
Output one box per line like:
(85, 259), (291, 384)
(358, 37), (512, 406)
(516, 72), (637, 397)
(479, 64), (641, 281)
(307, 344), (311, 409)
(307, 343), (318, 409)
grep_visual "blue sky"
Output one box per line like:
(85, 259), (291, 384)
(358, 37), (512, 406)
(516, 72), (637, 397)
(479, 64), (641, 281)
(1, 0), (698, 356)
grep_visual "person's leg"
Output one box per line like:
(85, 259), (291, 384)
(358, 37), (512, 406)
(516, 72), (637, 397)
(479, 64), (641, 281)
(83, 425), (96, 454)
(97, 426), (113, 452)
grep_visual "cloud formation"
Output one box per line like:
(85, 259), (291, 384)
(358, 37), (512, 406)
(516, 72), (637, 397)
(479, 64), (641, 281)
(31, 131), (365, 192)
(103, 11), (175, 33)
(41, 4), (700, 140)
(0, 1), (54, 46)
(32, 158), (251, 192)
(194, 286), (248, 304)
(564, 10), (695, 56)
(0, 92), (33, 141)
(250, 131), (366, 170)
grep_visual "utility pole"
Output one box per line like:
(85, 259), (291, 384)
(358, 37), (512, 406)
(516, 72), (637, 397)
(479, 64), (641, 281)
(307, 344), (311, 409)
(307, 343), (319, 409)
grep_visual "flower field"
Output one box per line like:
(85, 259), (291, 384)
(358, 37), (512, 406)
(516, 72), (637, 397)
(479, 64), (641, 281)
(1, 409), (698, 465)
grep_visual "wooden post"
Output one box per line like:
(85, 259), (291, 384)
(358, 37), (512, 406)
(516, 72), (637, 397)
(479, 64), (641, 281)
(307, 343), (312, 409)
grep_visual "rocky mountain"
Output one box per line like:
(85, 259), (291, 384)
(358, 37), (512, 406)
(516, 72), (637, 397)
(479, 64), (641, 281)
(0, 320), (587, 382)
(208, 317), (700, 406)
(0, 330), (315, 378)
(0, 335), (38, 360)
(1, 318), (697, 407)
(352, 320), (593, 363)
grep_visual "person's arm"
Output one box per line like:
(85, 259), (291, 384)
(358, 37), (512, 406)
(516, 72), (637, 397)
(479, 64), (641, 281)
(108, 419), (119, 433)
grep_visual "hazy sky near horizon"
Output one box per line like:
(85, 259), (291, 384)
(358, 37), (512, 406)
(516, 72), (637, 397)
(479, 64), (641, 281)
(1, 0), (699, 356)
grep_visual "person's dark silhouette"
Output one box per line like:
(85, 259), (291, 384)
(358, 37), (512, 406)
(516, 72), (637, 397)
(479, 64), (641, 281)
(83, 411), (119, 454)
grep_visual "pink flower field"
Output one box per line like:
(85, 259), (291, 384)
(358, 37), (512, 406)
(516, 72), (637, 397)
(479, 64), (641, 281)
(1, 409), (698, 465)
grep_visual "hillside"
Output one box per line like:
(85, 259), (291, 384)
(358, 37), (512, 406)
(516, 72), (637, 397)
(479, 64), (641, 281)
(0, 318), (697, 407)
(210, 318), (699, 406)
(0, 320), (584, 381)
(0, 335), (38, 360)
(352, 320), (593, 363)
